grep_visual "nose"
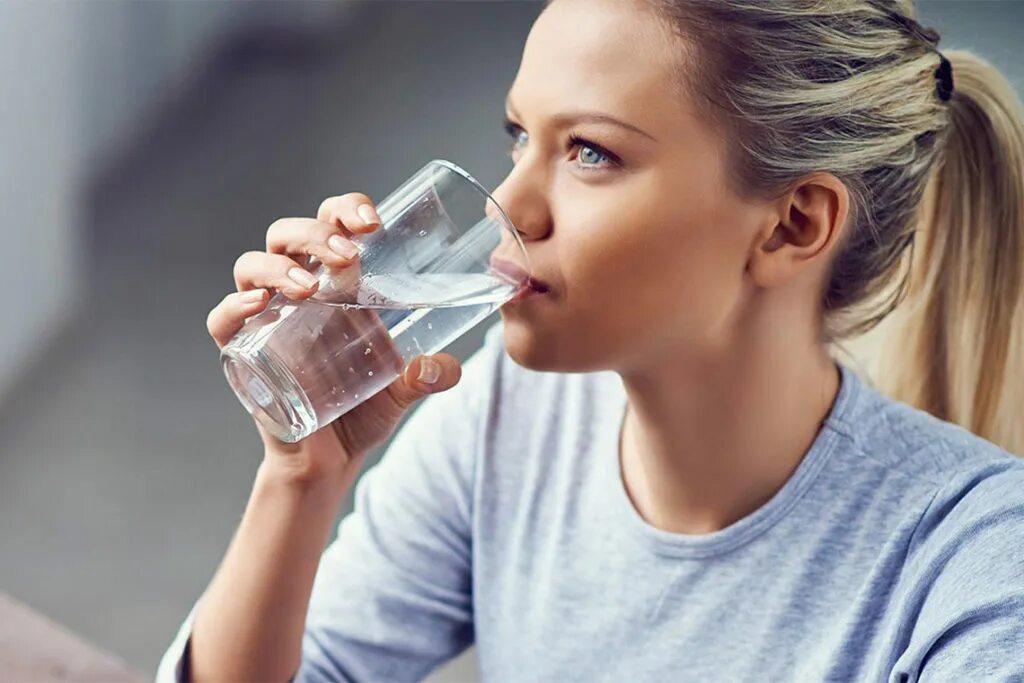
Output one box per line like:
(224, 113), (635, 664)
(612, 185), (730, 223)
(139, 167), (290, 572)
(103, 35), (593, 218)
(486, 168), (550, 243)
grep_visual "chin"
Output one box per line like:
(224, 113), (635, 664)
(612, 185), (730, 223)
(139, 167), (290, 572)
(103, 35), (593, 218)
(498, 310), (610, 374)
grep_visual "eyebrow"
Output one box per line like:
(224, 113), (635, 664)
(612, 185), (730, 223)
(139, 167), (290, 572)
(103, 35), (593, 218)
(505, 94), (658, 142)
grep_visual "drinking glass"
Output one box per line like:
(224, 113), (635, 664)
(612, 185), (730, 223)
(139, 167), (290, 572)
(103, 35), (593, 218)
(220, 159), (531, 442)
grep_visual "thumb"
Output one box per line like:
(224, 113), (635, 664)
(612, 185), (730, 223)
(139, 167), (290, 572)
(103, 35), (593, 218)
(384, 353), (463, 410)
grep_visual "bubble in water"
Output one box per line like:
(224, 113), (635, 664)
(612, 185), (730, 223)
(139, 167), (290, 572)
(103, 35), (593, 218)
(368, 371), (374, 376)
(364, 347), (371, 355)
(418, 230), (427, 237)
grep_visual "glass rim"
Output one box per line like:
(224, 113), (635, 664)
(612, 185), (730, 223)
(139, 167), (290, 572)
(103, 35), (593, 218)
(428, 158), (532, 277)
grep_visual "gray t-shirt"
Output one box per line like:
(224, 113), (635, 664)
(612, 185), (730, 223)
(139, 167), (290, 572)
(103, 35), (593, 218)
(157, 320), (1024, 682)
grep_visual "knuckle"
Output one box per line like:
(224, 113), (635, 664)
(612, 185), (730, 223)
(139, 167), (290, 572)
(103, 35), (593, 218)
(317, 197), (336, 221)
(234, 250), (263, 274)
(344, 191), (374, 207)
(321, 192), (375, 221)
(264, 218), (299, 252)
(267, 216), (290, 235)
(311, 220), (335, 244)
(205, 305), (222, 337)
(265, 218), (290, 250)
(233, 251), (253, 273)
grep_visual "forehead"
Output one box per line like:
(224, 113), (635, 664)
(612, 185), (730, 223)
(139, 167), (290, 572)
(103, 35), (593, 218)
(509, 0), (682, 119)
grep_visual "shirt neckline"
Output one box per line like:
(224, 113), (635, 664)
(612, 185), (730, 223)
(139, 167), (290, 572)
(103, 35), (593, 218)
(602, 363), (862, 559)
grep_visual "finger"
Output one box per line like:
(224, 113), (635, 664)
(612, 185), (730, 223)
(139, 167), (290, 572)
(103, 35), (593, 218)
(207, 289), (269, 348)
(317, 193), (382, 235)
(382, 353), (463, 411)
(266, 217), (363, 268)
(233, 250), (320, 299)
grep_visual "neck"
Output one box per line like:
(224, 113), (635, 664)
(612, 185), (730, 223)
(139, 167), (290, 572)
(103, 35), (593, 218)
(616, 307), (841, 535)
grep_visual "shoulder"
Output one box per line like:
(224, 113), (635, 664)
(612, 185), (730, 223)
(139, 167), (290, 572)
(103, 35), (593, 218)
(826, 366), (1024, 569)
(833, 365), (1021, 488)
(912, 460), (1024, 558)
(851, 375), (1024, 601)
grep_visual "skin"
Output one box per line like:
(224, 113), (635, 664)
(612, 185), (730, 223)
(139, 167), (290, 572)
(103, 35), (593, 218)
(494, 0), (849, 534)
(190, 2), (855, 676)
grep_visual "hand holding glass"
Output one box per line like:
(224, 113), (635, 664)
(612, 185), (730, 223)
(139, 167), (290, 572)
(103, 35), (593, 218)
(220, 159), (531, 443)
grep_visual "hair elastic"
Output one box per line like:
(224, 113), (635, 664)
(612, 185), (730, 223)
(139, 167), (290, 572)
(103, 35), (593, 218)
(935, 52), (954, 102)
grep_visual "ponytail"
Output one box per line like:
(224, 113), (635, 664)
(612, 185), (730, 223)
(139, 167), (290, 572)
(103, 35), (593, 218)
(863, 49), (1024, 455)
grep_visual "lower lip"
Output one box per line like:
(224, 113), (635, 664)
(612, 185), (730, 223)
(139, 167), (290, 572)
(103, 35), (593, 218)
(505, 284), (547, 306)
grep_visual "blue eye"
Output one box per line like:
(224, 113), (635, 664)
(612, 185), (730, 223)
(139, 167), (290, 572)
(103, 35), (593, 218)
(502, 118), (621, 171)
(567, 133), (620, 170)
(503, 120), (529, 155)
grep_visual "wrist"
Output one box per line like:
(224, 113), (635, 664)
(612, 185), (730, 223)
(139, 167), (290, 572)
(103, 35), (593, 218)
(255, 457), (355, 499)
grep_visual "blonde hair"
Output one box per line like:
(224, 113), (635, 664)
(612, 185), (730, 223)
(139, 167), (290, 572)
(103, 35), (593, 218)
(556, 0), (1024, 454)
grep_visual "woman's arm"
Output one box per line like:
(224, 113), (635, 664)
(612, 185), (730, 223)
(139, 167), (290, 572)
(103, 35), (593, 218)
(157, 322), (505, 683)
(180, 191), (468, 682)
(188, 460), (358, 683)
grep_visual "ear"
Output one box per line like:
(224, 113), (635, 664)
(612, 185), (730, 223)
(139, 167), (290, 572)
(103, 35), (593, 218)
(747, 172), (849, 289)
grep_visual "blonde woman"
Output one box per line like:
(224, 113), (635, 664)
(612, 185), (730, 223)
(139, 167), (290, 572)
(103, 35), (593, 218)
(158, 0), (1024, 680)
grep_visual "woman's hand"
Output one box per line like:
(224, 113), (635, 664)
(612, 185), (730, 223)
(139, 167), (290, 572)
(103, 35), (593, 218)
(206, 193), (463, 488)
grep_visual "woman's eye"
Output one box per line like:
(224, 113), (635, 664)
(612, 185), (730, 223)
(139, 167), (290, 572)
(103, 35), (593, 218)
(568, 133), (620, 170)
(504, 121), (528, 157)
(502, 119), (621, 172)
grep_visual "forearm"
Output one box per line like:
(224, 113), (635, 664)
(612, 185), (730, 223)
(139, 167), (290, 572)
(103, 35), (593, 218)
(188, 461), (351, 683)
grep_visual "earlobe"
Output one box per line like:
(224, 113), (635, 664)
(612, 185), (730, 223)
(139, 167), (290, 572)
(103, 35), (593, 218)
(748, 173), (848, 289)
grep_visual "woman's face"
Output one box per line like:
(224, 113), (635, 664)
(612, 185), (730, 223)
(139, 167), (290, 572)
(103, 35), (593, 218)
(493, 0), (772, 373)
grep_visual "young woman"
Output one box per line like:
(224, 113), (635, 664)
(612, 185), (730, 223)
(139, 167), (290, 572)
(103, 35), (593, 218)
(159, 0), (1024, 680)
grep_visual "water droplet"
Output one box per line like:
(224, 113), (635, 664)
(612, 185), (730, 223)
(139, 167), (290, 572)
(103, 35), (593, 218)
(427, 322), (433, 330)
(341, 303), (351, 310)
(364, 347), (371, 355)
(418, 230), (427, 237)
(368, 371), (374, 376)
(343, 332), (349, 339)
(348, 367), (355, 373)
(354, 393), (360, 398)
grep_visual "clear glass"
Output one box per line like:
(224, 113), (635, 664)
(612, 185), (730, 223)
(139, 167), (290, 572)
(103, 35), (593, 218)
(220, 159), (531, 443)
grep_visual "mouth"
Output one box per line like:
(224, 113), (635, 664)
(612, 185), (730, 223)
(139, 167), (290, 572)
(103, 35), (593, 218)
(489, 256), (551, 303)
(505, 277), (550, 305)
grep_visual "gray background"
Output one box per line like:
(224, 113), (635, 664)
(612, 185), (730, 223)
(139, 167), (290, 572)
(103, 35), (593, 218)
(0, 1), (1020, 680)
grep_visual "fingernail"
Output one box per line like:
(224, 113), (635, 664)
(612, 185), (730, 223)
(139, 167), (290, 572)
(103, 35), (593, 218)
(357, 204), (380, 227)
(417, 357), (440, 384)
(241, 289), (265, 303)
(288, 267), (318, 289)
(328, 234), (360, 259)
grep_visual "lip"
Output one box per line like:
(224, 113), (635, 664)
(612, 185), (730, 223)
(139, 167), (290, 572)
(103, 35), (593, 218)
(505, 278), (550, 305)
(488, 256), (551, 296)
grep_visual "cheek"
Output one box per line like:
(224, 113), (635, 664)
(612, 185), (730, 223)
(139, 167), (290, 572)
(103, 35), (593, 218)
(560, 189), (749, 347)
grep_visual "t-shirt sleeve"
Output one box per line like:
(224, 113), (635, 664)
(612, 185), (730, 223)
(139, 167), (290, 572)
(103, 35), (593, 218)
(894, 464), (1024, 681)
(293, 321), (506, 682)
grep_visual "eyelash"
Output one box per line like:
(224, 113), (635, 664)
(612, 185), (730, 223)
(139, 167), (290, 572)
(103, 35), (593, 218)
(502, 118), (622, 171)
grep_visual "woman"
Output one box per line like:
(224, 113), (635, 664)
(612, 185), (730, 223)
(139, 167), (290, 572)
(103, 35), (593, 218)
(158, 0), (1024, 680)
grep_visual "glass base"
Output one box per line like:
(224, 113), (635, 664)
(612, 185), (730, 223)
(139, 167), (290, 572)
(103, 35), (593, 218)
(221, 347), (316, 443)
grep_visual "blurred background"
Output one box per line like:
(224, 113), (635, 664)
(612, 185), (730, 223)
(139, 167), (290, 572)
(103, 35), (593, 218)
(0, 1), (1021, 681)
